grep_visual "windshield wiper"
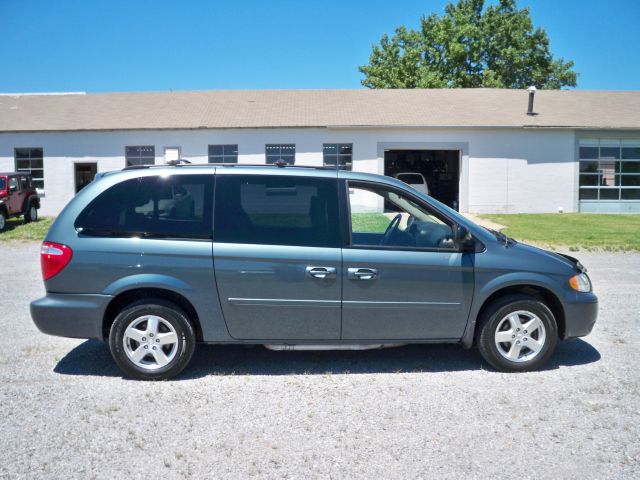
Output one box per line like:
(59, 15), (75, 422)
(487, 228), (516, 247)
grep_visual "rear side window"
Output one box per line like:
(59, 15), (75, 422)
(75, 175), (213, 239)
(214, 175), (340, 247)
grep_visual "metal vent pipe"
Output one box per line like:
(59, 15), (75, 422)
(527, 86), (537, 115)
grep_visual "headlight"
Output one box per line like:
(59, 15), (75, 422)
(569, 273), (592, 292)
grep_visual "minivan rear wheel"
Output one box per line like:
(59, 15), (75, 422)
(477, 294), (558, 372)
(109, 299), (196, 380)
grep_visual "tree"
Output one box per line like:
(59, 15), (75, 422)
(359, 0), (577, 89)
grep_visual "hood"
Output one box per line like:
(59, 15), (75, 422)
(555, 252), (587, 272)
(509, 241), (583, 274)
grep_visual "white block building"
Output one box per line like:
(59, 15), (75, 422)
(1, 88), (639, 216)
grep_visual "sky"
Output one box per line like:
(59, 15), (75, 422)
(1, 0), (638, 93)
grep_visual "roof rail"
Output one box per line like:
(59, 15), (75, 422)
(122, 163), (337, 171)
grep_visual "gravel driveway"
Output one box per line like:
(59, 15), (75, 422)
(1, 242), (638, 479)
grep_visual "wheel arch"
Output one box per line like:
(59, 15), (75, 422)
(472, 284), (565, 346)
(23, 194), (39, 213)
(102, 287), (203, 342)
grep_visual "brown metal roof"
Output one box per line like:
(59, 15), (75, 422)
(0, 88), (639, 132)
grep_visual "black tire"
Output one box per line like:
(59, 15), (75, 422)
(477, 294), (558, 372)
(0, 210), (6, 231)
(109, 299), (196, 380)
(24, 202), (38, 223)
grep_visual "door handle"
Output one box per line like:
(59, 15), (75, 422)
(348, 268), (378, 280)
(306, 266), (337, 279)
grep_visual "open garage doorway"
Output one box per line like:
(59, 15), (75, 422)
(384, 149), (460, 210)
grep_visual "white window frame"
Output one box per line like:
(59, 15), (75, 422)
(14, 147), (44, 192)
(578, 139), (640, 202)
(265, 144), (295, 165)
(208, 144), (238, 164)
(125, 146), (155, 167)
(323, 143), (353, 170)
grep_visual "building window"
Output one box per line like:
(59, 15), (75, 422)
(579, 140), (640, 201)
(15, 148), (44, 190)
(125, 146), (155, 166)
(266, 144), (295, 164)
(323, 143), (353, 170)
(208, 144), (238, 164)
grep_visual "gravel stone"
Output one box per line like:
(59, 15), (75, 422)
(1, 242), (638, 479)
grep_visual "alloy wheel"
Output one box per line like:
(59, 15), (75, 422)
(494, 310), (547, 363)
(123, 315), (179, 370)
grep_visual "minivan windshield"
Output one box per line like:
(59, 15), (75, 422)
(0, 177), (6, 190)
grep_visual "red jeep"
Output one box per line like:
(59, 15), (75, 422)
(0, 172), (41, 231)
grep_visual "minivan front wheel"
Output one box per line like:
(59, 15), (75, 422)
(109, 299), (196, 380)
(477, 295), (558, 372)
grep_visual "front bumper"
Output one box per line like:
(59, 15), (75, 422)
(562, 292), (598, 340)
(30, 293), (112, 340)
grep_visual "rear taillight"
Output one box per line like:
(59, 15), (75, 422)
(41, 242), (73, 280)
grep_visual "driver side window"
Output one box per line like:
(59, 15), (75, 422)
(348, 183), (454, 250)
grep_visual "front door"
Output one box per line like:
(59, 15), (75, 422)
(341, 180), (474, 340)
(213, 172), (342, 340)
(74, 163), (97, 193)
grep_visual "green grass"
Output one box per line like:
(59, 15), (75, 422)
(481, 213), (640, 251)
(351, 213), (390, 233)
(0, 217), (54, 241)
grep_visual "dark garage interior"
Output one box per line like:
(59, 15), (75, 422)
(384, 149), (460, 210)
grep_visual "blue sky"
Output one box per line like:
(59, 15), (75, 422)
(1, 0), (638, 93)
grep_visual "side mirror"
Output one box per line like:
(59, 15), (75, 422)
(8, 186), (16, 193)
(453, 224), (474, 249)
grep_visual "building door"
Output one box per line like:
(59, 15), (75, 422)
(384, 149), (461, 210)
(74, 163), (97, 193)
(578, 139), (640, 213)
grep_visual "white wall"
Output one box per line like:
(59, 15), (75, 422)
(0, 127), (578, 216)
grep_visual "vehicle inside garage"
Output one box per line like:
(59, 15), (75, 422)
(384, 149), (460, 210)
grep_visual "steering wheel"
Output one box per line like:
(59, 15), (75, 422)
(381, 214), (403, 245)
